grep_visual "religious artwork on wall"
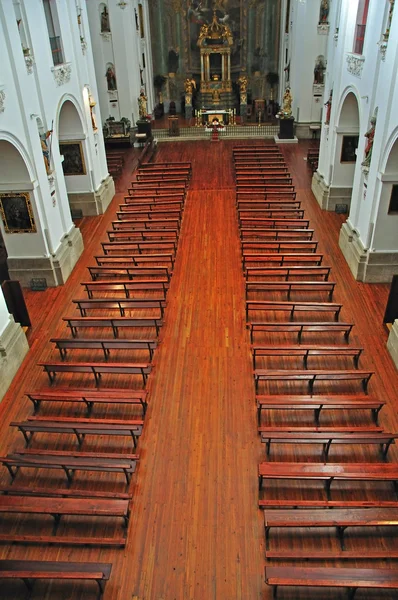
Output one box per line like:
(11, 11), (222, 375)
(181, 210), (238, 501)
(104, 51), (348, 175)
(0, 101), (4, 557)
(319, 0), (330, 24)
(106, 63), (117, 90)
(100, 5), (111, 32)
(0, 192), (36, 233)
(313, 55), (326, 84)
(341, 135), (359, 163)
(59, 142), (86, 176)
(148, 1), (281, 81)
(362, 112), (377, 170)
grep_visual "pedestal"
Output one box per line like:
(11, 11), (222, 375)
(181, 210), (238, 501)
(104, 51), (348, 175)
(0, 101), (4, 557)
(137, 120), (152, 139)
(279, 117), (294, 139)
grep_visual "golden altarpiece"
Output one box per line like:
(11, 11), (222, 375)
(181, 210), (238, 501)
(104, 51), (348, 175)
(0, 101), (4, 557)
(197, 11), (235, 111)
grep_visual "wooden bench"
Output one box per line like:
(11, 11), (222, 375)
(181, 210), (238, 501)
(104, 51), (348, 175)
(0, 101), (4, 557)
(246, 300), (342, 321)
(1, 449), (138, 485)
(252, 345), (363, 369)
(246, 281), (336, 301)
(241, 229), (315, 242)
(125, 192), (185, 203)
(249, 321), (355, 343)
(127, 188), (186, 198)
(136, 169), (191, 180)
(101, 240), (177, 255)
(25, 388), (148, 416)
(72, 297), (166, 317)
(258, 426), (395, 460)
(239, 217), (308, 230)
(129, 181), (187, 190)
(238, 208), (304, 220)
(38, 361), (152, 386)
(263, 508), (398, 550)
(138, 161), (191, 168)
(51, 338), (158, 361)
(63, 316), (163, 337)
(116, 209), (182, 222)
(254, 369), (373, 394)
(242, 240), (318, 252)
(258, 461), (398, 497)
(120, 199), (184, 212)
(235, 165), (288, 172)
(265, 566), (398, 599)
(237, 200), (301, 210)
(81, 280), (169, 299)
(235, 176), (293, 186)
(94, 254), (175, 269)
(244, 265), (328, 280)
(256, 394), (385, 425)
(237, 184), (296, 194)
(88, 266), (171, 282)
(107, 229), (179, 242)
(245, 257), (324, 272)
(0, 560), (112, 599)
(111, 218), (180, 232)
(237, 190), (297, 201)
(0, 494), (130, 541)
(11, 416), (144, 448)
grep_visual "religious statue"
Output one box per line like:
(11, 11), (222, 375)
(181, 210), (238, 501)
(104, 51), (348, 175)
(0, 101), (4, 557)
(314, 56), (326, 85)
(40, 130), (52, 174)
(279, 87), (292, 118)
(184, 77), (196, 94)
(319, 0), (329, 24)
(237, 73), (248, 93)
(362, 114), (377, 169)
(138, 91), (148, 120)
(106, 65), (117, 90)
(100, 6), (110, 32)
(324, 89), (332, 125)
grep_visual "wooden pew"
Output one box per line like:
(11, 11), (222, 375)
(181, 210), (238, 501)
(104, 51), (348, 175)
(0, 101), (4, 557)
(258, 461), (398, 496)
(0, 484), (132, 499)
(111, 218), (180, 232)
(129, 180), (187, 190)
(258, 427), (395, 460)
(127, 188), (186, 198)
(237, 200), (301, 210)
(245, 281), (336, 301)
(101, 240), (177, 255)
(136, 171), (190, 181)
(265, 566), (398, 598)
(246, 299), (342, 321)
(235, 176), (293, 186)
(120, 200), (184, 212)
(11, 416), (144, 448)
(238, 208), (304, 220)
(0, 560), (112, 598)
(125, 192), (185, 204)
(254, 369), (374, 394)
(245, 256), (324, 271)
(107, 229), (179, 242)
(38, 362), (152, 386)
(241, 229), (315, 242)
(81, 280), (169, 299)
(1, 449), (138, 485)
(235, 166), (289, 173)
(63, 316), (163, 337)
(237, 190), (297, 200)
(138, 161), (191, 169)
(252, 345), (363, 369)
(116, 209), (182, 222)
(249, 321), (354, 344)
(239, 217), (308, 229)
(88, 265), (171, 282)
(256, 394), (385, 425)
(0, 495), (130, 544)
(236, 184), (296, 194)
(94, 254), (174, 269)
(51, 338), (158, 361)
(244, 265), (330, 281)
(243, 242), (319, 254)
(72, 298), (166, 317)
(25, 388), (148, 416)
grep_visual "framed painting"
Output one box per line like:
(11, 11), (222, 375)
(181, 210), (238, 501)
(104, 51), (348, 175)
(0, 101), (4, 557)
(0, 192), (36, 233)
(59, 141), (86, 175)
(341, 135), (359, 163)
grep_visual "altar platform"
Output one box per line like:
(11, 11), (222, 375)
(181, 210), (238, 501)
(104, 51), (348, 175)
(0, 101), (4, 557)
(150, 114), (279, 141)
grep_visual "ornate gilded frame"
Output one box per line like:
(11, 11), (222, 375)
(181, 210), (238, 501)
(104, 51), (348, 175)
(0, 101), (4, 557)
(0, 192), (36, 233)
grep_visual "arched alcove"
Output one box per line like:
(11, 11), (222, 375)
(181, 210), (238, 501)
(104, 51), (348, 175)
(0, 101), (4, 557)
(0, 140), (33, 188)
(337, 91), (360, 129)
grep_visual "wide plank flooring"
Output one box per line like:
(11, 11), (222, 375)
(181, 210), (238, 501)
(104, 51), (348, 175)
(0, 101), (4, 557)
(0, 139), (397, 600)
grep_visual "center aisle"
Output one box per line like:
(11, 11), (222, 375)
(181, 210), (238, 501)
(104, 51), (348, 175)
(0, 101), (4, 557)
(116, 142), (264, 599)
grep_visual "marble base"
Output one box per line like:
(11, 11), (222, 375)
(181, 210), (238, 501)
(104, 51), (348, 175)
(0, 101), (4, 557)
(311, 172), (352, 211)
(387, 320), (398, 369)
(7, 225), (84, 288)
(0, 316), (29, 403)
(68, 175), (115, 216)
(274, 135), (298, 144)
(339, 221), (398, 282)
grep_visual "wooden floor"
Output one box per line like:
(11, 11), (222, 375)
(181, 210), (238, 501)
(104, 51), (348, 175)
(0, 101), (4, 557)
(0, 139), (397, 600)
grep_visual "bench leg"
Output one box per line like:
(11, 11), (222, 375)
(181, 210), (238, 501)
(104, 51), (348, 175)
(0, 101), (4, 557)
(96, 579), (106, 600)
(337, 525), (347, 550)
(382, 439), (394, 459)
(322, 440), (332, 461)
(325, 477), (333, 500)
(273, 584), (278, 599)
(63, 466), (74, 486)
(265, 525), (271, 550)
(347, 587), (357, 600)
(314, 405), (322, 425)
(372, 405), (382, 424)
(21, 578), (34, 599)
(257, 405), (262, 427)
(51, 513), (62, 535)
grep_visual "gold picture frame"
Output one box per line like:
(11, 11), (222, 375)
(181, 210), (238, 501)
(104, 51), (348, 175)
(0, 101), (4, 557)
(59, 141), (86, 175)
(0, 192), (36, 233)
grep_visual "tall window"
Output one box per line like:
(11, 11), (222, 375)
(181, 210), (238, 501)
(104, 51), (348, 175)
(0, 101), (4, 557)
(43, 0), (64, 65)
(353, 0), (370, 54)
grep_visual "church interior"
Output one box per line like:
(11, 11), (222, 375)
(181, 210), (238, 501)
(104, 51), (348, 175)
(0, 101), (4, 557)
(0, 1), (397, 599)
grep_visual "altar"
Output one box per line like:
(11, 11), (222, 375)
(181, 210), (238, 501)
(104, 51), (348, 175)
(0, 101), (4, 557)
(200, 109), (230, 126)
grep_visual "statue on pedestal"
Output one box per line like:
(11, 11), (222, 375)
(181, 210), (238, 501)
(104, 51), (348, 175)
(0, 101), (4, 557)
(362, 114), (377, 169)
(279, 87), (292, 118)
(138, 91), (148, 120)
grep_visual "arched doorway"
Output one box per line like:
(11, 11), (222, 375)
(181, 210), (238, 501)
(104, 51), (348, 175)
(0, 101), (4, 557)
(331, 91), (360, 212)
